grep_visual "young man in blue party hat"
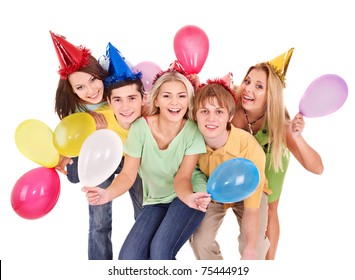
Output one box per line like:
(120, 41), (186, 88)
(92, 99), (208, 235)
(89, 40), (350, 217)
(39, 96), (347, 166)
(51, 33), (144, 259)
(94, 42), (145, 258)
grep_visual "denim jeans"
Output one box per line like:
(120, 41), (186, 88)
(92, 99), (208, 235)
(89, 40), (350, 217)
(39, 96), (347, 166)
(118, 197), (206, 260)
(67, 156), (143, 260)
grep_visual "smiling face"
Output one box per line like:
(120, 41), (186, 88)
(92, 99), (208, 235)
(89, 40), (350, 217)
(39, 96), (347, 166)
(68, 71), (105, 104)
(195, 97), (231, 147)
(154, 80), (189, 123)
(108, 84), (143, 129)
(240, 68), (268, 114)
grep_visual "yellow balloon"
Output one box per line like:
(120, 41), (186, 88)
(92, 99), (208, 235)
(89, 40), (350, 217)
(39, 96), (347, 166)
(53, 112), (96, 157)
(15, 119), (60, 168)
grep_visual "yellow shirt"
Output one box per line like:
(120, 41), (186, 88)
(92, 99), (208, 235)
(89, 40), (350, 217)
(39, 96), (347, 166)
(198, 125), (271, 208)
(94, 104), (129, 144)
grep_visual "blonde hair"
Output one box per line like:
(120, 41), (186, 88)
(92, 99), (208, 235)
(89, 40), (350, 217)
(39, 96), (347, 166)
(146, 70), (195, 119)
(236, 62), (289, 172)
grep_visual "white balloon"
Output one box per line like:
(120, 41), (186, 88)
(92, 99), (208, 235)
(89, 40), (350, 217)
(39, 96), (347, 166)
(78, 129), (123, 187)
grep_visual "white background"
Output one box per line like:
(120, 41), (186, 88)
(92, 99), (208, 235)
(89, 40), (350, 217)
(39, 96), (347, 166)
(1, 0), (354, 279)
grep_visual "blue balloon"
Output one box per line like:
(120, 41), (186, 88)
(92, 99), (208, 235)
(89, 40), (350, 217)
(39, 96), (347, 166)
(207, 158), (260, 203)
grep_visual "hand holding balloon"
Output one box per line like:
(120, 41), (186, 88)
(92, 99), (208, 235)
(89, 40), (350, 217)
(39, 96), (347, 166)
(290, 113), (305, 138)
(82, 186), (110, 205)
(54, 155), (73, 175)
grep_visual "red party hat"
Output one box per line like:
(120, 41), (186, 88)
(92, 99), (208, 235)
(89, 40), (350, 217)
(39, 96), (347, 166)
(50, 31), (91, 79)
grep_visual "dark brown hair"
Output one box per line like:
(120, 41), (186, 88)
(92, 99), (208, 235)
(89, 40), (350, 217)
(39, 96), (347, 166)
(54, 55), (108, 119)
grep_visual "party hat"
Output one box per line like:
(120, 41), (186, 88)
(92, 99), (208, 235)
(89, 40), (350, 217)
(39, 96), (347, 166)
(267, 48), (294, 87)
(152, 60), (198, 89)
(221, 72), (234, 89)
(50, 31), (91, 79)
(103, 42), (142, 88)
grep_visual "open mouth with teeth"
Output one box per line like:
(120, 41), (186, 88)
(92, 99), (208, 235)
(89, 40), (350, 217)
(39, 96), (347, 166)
(168, 108), (181, 114)
(205, 124), (218, 130)
(243, 94), (254, 102)
(88, 92), (99, 99)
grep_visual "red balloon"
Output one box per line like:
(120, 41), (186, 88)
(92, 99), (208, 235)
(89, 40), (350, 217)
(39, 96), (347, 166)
(173, 25), (209, 74)
(11, 167), (60, 220)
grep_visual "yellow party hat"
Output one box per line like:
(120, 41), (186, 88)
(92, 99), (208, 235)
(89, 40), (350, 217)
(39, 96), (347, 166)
(267, 48), (294, 87)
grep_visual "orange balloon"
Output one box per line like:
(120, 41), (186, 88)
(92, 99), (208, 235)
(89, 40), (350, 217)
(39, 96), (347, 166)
(53, 112), (96, 157)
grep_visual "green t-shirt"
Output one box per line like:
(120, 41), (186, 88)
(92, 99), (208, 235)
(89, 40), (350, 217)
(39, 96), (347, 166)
(254, 127), (290, 203)
(125, 117), (207, 205)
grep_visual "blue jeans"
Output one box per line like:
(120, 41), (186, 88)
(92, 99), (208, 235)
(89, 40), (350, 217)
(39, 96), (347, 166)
(67, 156), (143, 260)
(118, 197), (206, 260)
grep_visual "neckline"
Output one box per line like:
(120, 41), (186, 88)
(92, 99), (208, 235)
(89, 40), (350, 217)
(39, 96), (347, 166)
(243, 108), (264, 134)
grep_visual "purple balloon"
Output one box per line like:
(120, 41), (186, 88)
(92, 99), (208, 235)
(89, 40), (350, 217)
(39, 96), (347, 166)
(299, 74), (348, 117)
(132, 61), (162, 92)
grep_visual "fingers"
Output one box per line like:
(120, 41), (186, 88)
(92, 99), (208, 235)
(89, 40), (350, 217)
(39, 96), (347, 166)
(55, 156), (71, 175)
(292, 114), (305, 133)
(89, 112), (107, 129)
(55, 167), (68, 175)
(195, 194), (211, 212)
(82, 187), (101, 204)
(197, 205), (208, 212)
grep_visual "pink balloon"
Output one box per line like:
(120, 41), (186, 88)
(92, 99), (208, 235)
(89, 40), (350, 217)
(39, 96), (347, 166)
(173, 25), (209, 74)
(132, 61), (162, 92)
(11, 167), (60, 220)
(299, 74), (348, 117)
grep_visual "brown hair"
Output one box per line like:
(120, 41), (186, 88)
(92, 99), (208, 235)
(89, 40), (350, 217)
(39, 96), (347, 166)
(54, 55), (108, 119)
(193, 83), (236, 131)
(106, 79), (144, 101)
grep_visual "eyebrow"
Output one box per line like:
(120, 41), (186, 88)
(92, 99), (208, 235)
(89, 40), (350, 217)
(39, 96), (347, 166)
(161, 91), (187, 95)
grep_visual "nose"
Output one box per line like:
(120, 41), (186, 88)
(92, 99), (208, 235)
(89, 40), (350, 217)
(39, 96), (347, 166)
(87, 85), (95, 96)
(207, 111), (216, 121)
(121, 99), (130, 109)
(171, 95), (179, 104)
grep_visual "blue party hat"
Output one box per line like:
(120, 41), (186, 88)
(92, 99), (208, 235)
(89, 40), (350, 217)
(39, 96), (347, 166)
(103, 42), (141, 88)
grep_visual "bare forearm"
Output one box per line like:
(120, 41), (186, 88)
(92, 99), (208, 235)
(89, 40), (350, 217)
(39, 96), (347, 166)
(174, 177), (194, 204)
(107, 172), (136, 200)
(292, 136), (324, 174)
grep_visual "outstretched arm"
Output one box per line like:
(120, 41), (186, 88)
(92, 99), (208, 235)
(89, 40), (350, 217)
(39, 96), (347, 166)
(286, 113), (324, 174)
(82, 155), (140, 205)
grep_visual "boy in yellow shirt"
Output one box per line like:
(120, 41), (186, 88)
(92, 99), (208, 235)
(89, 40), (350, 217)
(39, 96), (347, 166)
(190, 79), (271, 260)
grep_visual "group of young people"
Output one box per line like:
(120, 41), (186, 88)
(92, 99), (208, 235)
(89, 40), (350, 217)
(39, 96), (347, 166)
(50, 31), (323, 260)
